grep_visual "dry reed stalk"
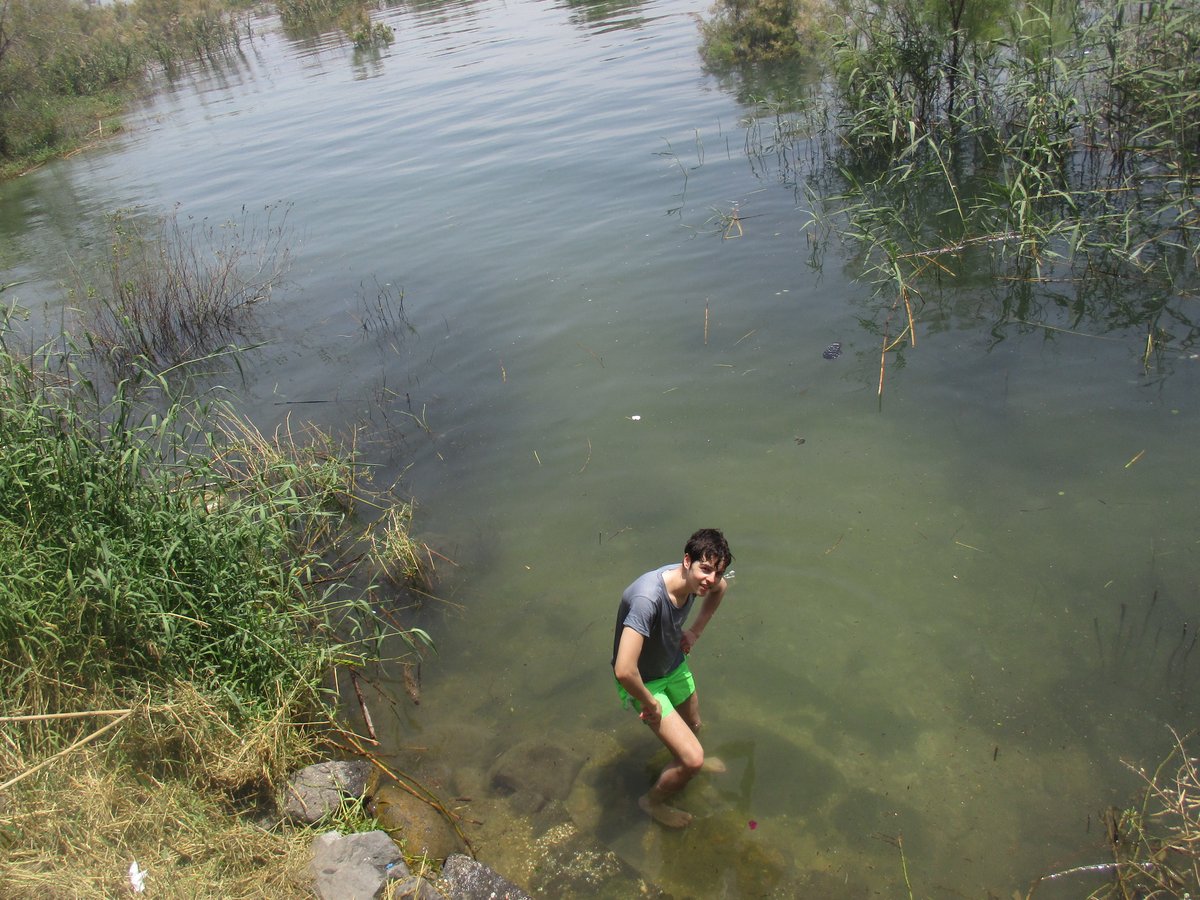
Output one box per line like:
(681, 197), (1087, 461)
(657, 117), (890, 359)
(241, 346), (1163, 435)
(704, 302), (710, 345)
(877, 326), (889, 397)
(0, 709), (136, 723)
(900, 285), (916, 348)
(0, 710), (134, 792)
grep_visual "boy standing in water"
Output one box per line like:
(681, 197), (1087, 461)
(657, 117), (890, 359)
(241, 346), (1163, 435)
(611, 528), (733, 827)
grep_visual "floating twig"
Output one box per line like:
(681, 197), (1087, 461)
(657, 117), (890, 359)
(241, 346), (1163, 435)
(723, 204), (743, 239)
(577, 342), (604, 368)
(1124, 449), (1145, 468)
(578, 437), (592, 474)
(1012, 320), (1121, 341)
(350, 670), (378, 743)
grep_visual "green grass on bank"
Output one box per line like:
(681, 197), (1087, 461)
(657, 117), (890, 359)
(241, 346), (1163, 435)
(0, 296), (432, 894)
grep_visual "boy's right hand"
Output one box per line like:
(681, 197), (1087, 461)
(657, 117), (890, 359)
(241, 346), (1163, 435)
(639, 699), (662, 727)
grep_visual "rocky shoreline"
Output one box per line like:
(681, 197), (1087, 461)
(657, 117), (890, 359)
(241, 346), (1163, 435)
(285, 753), (660, 899)
(287, 760), (530, 899)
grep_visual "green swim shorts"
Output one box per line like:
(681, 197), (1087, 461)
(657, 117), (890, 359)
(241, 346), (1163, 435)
(615, 659), (696, 719)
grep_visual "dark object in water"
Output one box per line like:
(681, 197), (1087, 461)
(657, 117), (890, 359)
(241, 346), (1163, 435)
(822, 342), (842, 360)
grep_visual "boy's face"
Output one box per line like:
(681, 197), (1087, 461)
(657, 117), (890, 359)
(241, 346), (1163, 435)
(683, 554), (725, 596)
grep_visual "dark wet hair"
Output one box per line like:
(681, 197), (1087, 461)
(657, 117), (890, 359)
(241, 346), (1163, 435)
(684, 528), (733, 570)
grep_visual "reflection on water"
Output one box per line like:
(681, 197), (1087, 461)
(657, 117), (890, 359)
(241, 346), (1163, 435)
(1, 0), (1198, 896)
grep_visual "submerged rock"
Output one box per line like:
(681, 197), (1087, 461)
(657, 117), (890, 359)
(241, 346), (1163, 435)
(523, 804), (666, 899)
(366, 777), (465, 863)
(487, 738), (584, 813)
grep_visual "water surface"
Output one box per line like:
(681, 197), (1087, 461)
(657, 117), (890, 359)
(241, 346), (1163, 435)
(1, 0), (1198, 895)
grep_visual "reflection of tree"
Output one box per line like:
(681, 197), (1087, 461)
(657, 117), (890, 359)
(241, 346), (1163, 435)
(556, 0), (648, 30)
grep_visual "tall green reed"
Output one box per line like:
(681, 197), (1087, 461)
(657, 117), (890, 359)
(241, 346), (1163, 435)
(726, 0), (1200, 383)
(0, 327), (432, 732)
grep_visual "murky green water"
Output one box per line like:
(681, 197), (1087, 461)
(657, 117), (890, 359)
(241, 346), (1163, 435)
(2, 0), (1198, 895)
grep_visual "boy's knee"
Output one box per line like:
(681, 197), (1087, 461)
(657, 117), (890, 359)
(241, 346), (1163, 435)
(679, 747), (704, 775)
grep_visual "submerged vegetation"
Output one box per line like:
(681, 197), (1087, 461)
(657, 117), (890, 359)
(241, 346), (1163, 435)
(1026, 729), (1200, 898)
(702, 0), (1200, 390)
(75, 205), (292, 379)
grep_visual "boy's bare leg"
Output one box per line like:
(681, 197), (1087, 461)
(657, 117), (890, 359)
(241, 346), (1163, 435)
(641, 710), (704, 827)
(676, 692), (726, 773)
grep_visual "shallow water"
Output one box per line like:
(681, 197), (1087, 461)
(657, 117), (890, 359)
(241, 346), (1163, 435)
(1, 0), (1198, 894)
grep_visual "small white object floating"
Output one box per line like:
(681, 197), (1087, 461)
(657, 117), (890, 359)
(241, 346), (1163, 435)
(629, 415), (641, 421)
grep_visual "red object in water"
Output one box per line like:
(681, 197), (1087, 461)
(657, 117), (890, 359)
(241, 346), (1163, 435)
(748, 820), (758, 830)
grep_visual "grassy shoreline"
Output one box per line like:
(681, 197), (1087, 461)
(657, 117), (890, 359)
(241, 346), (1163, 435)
(0, 286), (433, 893)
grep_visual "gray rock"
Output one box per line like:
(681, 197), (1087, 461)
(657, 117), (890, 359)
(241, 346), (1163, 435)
(309, 830), (409, 900)
(439, 854), (532, 900)
(284, 759), (373, 824)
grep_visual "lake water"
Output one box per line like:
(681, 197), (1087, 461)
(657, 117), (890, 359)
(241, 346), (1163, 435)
(2, 0), (1199, 896)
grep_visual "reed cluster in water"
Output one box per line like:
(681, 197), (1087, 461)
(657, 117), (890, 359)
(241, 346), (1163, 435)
(706, 0), (1199, 388)
(73, 205), (292, 380)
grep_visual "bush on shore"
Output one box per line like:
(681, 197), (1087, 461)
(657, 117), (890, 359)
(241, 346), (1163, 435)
(0, 0), (246, 174)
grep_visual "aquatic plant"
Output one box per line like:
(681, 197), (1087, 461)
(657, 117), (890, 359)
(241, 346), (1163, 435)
(75, 204), (291, 379)
(340, 5), (395, 50)
(728, 0), (1200, 394)
(275, 0), (359, 30)
(1026, 728), (1200, 898)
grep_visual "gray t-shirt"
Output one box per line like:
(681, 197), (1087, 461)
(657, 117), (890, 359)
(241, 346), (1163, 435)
(611, 563), (694, 681)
